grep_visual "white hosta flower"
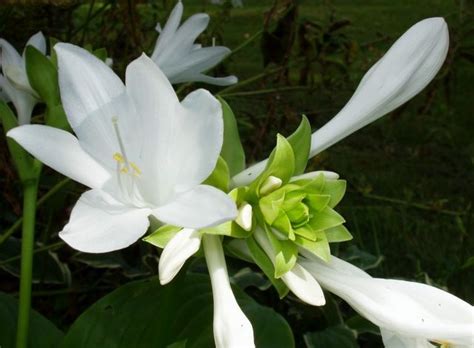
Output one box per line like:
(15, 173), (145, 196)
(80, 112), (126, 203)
(8, 43), (237, 253)
(151, 1), (237, 86)
(299, 253), (474, 348)
(232, 17), (449, 187)
(203, 234), (255, 348)
(0, 32), (46, 124)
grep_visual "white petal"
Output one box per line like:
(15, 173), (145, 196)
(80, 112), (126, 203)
(231, 18), (449, 186)
(59, 189), (151, 253)
(381, 329), (435, 348)
(300, 255), (474, 346)
(290, 171), (340, 181)
(156, 13), (209, 65)
(152, 185), (237, 229)
(164, 46), (232, 83)
(7, 125), (110, 188)
(158, 228), (201, 285)
(126, 55), (223, 204)
(203, 234), (255, 348)
(0, 38), (31, 92)
(151, 1), (183, 61)
(281, 263), (326, 306)
(0, 38), (22, 70)
(55, 43), (124, 128)
(24, 32), (46, 55)
(1, 75), (37, 125)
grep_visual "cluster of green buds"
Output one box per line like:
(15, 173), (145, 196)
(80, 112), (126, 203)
(144, 102), (352, 301)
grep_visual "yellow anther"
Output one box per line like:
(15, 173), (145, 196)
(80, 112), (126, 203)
(130, 162), (142, 176)
(120, 167), (129, 174)
(113, 153), (125, 163)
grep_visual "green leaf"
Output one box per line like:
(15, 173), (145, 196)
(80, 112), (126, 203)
(201, 220), (251, 239)
(0, 101), (35, 180)
(217, 97), (246, 176)
(340, 246), (384, 271)
(246, 236), (289, 298)
(25, 45), (60, 106)
(295, 233), (331, 262)
(45, 104), (69, 130)
(93, 47), (108, 61)
(203, 156), (230, 192)
(61, 274), (294, 348)
(0, 292), (63, 347)
(346, 315), (380, 336)
(309, 207), (345, 231)
(266, 229), (298, 278)
(250, 134), (295, 198)
(325, 225), (353, 243)
(143, 225), (182, 248)
(304, 325), (358, 348)
(321, 180), (347, 208)
(287, 115), (311, 175)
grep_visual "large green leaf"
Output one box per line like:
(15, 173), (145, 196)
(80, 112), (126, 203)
(62, 273), (294, 348)
(0, 292), (63, 348)
(304, 325), (358, 348)
(217, 97), (246, 176)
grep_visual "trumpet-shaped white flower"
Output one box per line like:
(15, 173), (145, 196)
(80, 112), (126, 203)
(203, 234), (255, 348)
(232, 17), (449, 186)
(8, 43), (237, 253)
(299, 253), (474, 348)
(151, 1), (237, 86)
(0, 32), (46, 124)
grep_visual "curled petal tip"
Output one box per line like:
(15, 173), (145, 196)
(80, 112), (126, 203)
(158, 228), (201, 285)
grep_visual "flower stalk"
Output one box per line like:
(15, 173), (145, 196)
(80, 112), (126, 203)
(16, 178), (39, 348)
(203, 234), (254, 348)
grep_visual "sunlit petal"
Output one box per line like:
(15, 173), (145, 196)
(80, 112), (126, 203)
(60, 189), (151, 253)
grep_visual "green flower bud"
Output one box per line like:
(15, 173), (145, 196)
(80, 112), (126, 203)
(257, 173), (352, 261)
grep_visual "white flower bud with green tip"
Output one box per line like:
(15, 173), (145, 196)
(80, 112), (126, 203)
(259, 175), (283, 196)
(203, 234), (255, 348)
(158, 228), (202, 285)
(232, 17), (450, 186)
(235, 202), (253, 232)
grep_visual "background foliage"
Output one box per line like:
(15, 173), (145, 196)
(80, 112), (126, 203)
(0, 0), (473, 347)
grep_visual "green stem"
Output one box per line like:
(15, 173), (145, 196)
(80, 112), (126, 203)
(225, 29), (263, 60)
(220, 85), (310, 98)
(16, 180), (39, 348)
(0, 178), (70, 246)
(217, 58), (304, 96)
